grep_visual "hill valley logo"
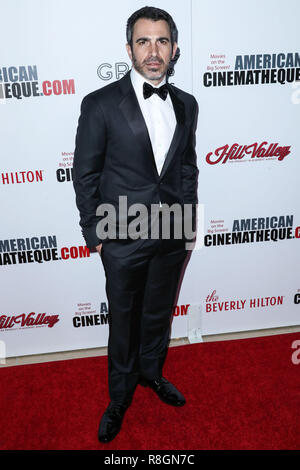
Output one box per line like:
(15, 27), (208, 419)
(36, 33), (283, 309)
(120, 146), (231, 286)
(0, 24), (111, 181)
(206, 141), (291, 165)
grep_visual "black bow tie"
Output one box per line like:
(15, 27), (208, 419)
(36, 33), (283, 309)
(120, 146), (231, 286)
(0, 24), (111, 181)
(143, 82), (169, 101)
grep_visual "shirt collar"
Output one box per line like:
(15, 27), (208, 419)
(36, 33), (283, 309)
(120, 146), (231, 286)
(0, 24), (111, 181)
(130, 67), (167, 99)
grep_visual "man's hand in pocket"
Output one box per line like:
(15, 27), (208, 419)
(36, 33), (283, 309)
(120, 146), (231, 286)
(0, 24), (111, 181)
(96, 243), (102, 254)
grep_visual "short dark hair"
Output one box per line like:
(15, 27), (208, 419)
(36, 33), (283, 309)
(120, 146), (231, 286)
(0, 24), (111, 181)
(126, 6), (178, 48)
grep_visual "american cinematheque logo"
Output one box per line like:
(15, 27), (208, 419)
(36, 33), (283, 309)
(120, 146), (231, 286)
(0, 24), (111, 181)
(0, 235), (90, 265)
(205, 214), (300, 247)
(57, 152), (74, 183)
(73, 302), (191, 328)
(203, 52), (300, 87)
(0, 65), (75, 101)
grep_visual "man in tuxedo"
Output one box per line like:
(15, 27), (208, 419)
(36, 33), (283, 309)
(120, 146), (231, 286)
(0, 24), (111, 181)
(73, 6), (198, 443)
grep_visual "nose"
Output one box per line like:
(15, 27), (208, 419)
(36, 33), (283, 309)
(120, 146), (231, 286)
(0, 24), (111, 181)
(149, 41), (159, 56)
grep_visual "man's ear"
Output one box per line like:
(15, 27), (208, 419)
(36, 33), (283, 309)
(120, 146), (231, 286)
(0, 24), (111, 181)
(172, 42), (178, 60)
(126, 43), (133, 61)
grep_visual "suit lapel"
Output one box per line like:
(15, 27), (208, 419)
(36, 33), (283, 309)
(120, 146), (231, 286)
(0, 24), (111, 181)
(159, 84), (186, 179)
(118, 71), (186, 180)
(118, 72), (159, 179)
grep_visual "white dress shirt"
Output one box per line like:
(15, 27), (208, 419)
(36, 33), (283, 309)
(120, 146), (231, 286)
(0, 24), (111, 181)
(130, 67), (177, 176)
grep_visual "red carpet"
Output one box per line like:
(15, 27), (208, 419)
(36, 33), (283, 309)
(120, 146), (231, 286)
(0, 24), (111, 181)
(1, 332), (300, 450)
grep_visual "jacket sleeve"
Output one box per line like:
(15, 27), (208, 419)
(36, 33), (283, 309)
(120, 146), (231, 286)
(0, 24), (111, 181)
(73, 94), (107, 250)
(181, 97), (199, 204)
(181, 97), (199, 239)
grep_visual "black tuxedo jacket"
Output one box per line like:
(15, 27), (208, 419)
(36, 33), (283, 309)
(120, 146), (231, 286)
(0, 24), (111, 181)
(73, 70), (199, 252)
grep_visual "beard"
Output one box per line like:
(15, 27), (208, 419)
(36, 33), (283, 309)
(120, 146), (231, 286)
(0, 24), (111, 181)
(131, 49), (172, 82)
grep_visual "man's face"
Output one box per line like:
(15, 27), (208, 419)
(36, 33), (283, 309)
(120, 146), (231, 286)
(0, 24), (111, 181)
(126, 18), (177, 85)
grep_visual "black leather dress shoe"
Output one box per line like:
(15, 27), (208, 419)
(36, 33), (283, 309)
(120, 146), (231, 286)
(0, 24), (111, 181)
(98, 401), (130, 443)
(139, 376), (186, 407)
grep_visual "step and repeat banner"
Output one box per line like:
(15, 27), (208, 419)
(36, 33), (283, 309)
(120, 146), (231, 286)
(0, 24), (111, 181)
(1, 0), (299, 357)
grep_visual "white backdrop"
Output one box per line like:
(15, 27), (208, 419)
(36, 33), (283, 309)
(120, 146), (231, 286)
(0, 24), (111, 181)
(1, 0), (299, 357)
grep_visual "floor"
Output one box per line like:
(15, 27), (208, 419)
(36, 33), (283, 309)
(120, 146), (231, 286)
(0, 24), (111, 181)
(2, 324), (300, 368)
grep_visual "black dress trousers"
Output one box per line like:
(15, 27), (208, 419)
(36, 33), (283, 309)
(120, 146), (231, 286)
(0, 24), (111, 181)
(100, 231), (188, 404)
